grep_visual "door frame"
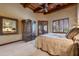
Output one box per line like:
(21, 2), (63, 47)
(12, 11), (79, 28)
(38, 21), (48, 35)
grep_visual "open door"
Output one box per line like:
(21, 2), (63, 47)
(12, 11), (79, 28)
(38, 21), (48, 35)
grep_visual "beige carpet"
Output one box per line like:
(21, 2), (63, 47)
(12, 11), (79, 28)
(0, 40), (49, 56)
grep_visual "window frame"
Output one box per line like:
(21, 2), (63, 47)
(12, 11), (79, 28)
(0, 16), (18, 35)
(52, 18), (69, 33)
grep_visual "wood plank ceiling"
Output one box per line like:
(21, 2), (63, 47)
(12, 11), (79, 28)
(21, 3), (76, 14)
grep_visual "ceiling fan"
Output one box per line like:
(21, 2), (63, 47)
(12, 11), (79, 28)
(38, 3), (48, 13)
(44, 3), (48, 12)
(40, 3), (65, 13)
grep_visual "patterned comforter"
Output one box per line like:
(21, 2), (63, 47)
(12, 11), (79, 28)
(35, 33), (75, 56)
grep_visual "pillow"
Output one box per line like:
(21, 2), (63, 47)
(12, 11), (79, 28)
(74, 34), (79, 41)
(66, 28), (79, 40)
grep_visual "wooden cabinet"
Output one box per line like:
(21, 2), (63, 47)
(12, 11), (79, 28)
(38, 21), (48, 35)
(22, 20), (36, 42)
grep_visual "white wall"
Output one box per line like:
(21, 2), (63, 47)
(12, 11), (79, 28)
(48, 5), (77, 32)
(0, 3), (36, 44)
(0, 3), (36, 20)
(35, 5), (77, 33)
(0, 4), (78, 44)
(0, 19), (22, 45)
(77, 4), (79, 26)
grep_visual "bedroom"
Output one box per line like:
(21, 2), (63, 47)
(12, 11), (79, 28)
(0, 3), (79, 56)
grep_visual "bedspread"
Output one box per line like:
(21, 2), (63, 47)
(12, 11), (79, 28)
(35, 33), (75, 56)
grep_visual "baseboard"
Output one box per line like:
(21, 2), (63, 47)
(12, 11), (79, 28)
(0, 40), (22, 46)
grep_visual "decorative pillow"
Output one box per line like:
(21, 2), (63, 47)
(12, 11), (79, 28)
(74, 34), (79, 41)
(66, 28), (79, 40)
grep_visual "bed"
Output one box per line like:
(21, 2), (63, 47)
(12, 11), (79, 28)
(35, 28), (79, 56)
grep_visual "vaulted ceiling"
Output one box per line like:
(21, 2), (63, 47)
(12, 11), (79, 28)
(21, 3), (76, 14)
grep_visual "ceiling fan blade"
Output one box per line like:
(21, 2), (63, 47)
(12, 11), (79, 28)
(45, 3), (48, 7)
(44, 7), (48, 12)
(44, 3), (48, 12)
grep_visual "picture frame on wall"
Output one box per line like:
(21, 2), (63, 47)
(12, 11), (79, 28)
(0, 16), (18, 35)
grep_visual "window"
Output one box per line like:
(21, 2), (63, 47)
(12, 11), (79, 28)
(52, 18), (69, 33)
(0, 16), (18, 35)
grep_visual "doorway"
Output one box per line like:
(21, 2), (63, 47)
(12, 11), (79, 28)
(38, 21), (48, 35)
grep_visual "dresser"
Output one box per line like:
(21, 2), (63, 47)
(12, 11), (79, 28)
(73, 40), (79, 56)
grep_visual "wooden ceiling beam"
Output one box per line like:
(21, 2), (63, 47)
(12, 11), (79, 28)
(44, 3), (76, 14)
(21, 3), (43, 12)
(33, 7), (43, 12)
(21, 3), (31, 8)
(34, 9), (44, 13)
(21, 3), (77, 14)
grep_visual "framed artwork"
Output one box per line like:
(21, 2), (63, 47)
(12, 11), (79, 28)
(0, 16), (18, 35)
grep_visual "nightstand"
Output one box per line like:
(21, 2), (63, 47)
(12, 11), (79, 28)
(77, 41), (79, 56)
